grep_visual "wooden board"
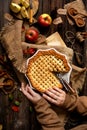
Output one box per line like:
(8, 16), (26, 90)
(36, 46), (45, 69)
(10, 0), (39, 19)
(46, 32), (67, 47)
(0, 0), (87, 130)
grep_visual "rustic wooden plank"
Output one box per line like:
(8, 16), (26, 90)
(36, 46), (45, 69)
(0, 0), (11, 30)
(0, 0), (87, 129)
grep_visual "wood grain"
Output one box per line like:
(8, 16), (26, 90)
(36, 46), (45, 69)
(0, 0), (87, 129)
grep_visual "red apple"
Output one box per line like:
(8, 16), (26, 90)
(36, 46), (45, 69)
(23, 47), (36, 56)
(38, 13), (52, 27)
(27, 48), (36, 56)
(25, 27), (39, 42)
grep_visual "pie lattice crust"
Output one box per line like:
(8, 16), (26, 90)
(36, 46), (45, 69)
(26, 48), (71, 92)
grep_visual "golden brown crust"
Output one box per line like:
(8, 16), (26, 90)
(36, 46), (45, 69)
(26, 49), (71, 92)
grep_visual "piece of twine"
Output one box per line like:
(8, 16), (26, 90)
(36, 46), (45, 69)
(65, 31), (75, 49)
(65, 30), (82, 60)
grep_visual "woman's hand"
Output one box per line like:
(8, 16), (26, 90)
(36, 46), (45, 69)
(43, 87), (66, 106)
(21, 83), (41, 104)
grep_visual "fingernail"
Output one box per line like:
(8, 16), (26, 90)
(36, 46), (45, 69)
(20, 88), (22, 91)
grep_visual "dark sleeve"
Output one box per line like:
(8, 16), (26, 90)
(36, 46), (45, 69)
(34, 97), (64, 130)
(63, 93), (87, 116)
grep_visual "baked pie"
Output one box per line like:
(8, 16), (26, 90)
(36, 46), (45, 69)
(26, 48), (71, 92)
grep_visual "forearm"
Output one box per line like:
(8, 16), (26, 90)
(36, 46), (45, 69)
(63, 93), (87, 116)
(34, 97), (64, 130)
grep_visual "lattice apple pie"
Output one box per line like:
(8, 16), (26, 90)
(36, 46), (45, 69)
(26, 48), (71, 92)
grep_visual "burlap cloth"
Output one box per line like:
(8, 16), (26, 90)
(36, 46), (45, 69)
(0, 17), (86, 124)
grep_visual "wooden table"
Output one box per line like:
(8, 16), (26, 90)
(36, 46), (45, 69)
(0, 0), (87, 130)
